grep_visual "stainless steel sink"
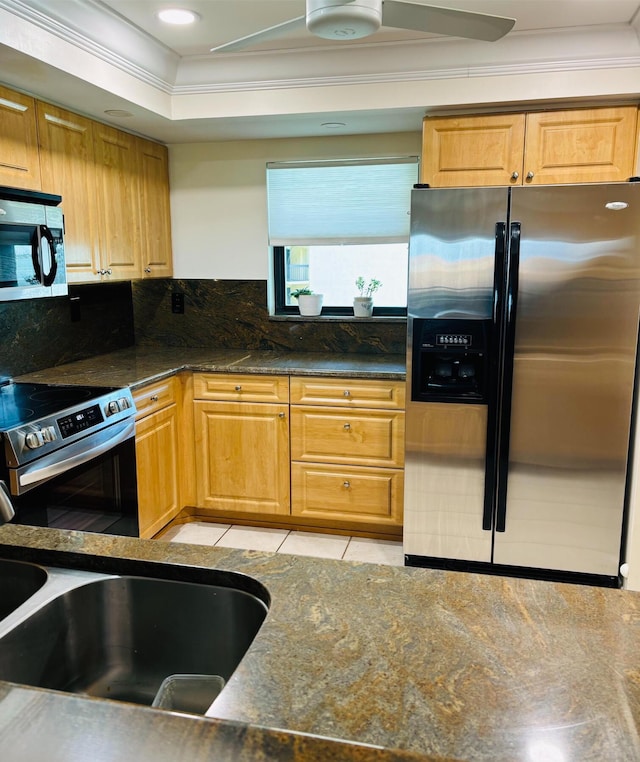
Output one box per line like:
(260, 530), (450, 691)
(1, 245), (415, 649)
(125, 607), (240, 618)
(0, 567), (268, 712)
(0, 559), (47, 620)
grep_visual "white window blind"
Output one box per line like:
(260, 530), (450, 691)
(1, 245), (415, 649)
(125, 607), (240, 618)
(267, 156), (419, 246)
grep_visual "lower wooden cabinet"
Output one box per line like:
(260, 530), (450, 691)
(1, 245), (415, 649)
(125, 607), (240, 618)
(290, 377), (405, 529)
(291, 463), (403, 527)
(193, 374), (291, 515)
(134, 377), (181, 538)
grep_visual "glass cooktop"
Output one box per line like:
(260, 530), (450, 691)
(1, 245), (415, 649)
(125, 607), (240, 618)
(0, 382), (117, 431)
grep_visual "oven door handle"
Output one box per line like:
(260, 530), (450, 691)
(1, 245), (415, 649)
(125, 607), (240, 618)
(13, 419), (135, 495)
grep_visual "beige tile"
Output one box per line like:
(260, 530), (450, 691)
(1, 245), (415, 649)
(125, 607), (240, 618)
(342, 537), (405, 566)
(278, 531), (350, 560)
(215, 525), (289, 552)
(162, 521), (231, 546)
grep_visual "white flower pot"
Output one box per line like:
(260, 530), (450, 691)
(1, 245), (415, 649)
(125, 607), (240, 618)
(297, 293), (323, 316)
(353, 296), (373, 318)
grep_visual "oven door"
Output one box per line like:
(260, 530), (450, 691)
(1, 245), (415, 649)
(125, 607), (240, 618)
(7, 419), (138, 536)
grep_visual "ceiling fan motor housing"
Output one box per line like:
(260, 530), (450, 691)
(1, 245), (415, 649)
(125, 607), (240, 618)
(306, 0), (383, 40)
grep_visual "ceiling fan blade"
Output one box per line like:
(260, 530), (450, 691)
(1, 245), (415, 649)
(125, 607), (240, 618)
(211, 15), (307, 53)
(382, 1), (515, 42)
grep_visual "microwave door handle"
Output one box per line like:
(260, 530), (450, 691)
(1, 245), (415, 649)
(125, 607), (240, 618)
(38, 225), (58, 287)
(17, 419), (135, 492)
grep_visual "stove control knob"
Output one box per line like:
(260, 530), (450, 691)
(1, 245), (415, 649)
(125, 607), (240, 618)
(41, 426), (57, 443)
(25, 431), (45, 449)
(118, 397), (131, 411)
(106, 400), (120, 416)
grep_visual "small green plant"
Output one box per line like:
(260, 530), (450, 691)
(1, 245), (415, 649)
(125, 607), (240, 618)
(355, 277), (382, 297)
(291, 288), (313, 299)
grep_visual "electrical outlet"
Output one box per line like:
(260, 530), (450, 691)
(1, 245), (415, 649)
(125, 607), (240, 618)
(171, 292), (185, 314)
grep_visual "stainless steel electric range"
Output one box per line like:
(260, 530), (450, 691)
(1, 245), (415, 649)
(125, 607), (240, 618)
(0, 379), (138, 536)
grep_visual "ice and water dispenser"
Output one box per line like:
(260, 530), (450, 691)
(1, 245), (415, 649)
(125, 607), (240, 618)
(410, 318), (490, 403)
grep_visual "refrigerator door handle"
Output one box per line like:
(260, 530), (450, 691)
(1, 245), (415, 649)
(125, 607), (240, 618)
(482, 221), (508, 531)
(495, 221), (521, 533)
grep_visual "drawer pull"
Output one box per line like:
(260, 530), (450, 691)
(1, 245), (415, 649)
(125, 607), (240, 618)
(234, 385), (242, 391)
(343, 390), (350, 397)
(149, 395), (159, 402)
(343, 481), (351, 489)
(343, 423), (351, 431)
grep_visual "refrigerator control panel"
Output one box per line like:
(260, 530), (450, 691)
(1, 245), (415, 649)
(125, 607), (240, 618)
(435, 334), (472, 347)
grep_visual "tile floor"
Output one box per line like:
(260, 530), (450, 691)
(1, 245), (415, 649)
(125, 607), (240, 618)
(160, 521), (405, 566)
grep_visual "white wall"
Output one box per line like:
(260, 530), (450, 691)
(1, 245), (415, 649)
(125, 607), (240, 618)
(168, 131), (421, 280)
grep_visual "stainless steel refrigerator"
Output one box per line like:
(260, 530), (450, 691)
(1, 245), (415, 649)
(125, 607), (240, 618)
(404, 183), (640, 587)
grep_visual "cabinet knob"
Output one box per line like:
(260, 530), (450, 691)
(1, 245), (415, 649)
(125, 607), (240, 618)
(144, 267), (152, 273)
(106, 268), (112, 275)
(526, 171), (535, 181)
(511, 171), (519, 180)
(149, 395), (159, 402)
(234, 385), (242, 391)
(278, 412), (285, 419)
(343, 481), (351, 489)
(343, 390), (350, 397)
(343, 423), (351, 431)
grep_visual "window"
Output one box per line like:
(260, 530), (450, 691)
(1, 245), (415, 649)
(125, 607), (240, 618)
(267, 156), (418, 316)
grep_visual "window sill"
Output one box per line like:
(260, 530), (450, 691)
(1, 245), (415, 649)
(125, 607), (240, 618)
(269, 314), (406, 323)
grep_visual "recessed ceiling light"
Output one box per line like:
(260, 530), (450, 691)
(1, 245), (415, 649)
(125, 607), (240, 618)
(104, 109), (133, 118)
(157, 8), (199, 25)
(321, 122), (347, 129)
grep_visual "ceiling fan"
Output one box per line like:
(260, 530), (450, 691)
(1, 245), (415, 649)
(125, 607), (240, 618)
(210, 0), (516, 53)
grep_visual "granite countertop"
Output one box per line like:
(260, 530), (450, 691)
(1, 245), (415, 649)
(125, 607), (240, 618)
(15, 346), (406, 390)
(0, 526), (639, 761)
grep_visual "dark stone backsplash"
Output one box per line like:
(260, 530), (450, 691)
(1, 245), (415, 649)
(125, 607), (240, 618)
(1, 281), (135, 379)
(1, 279), (406, 379)
(132, 279), (406, 355)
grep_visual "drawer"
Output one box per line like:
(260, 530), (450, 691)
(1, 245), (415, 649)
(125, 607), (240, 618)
(291, 463), (404, 526)
(194, 373), (289, 403)
(290, 407), (405, 467)
(133, 376), (179, 420)
(290, 377), (405, 409)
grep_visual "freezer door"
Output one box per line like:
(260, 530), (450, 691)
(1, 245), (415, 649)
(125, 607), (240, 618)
(403, 401), (491, 561)
(494, 184), (640, 576)
(408, 187), (508, 319)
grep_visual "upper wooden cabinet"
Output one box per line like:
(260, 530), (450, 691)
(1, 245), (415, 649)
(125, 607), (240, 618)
(93, 123), (142, 280)
(0, 84), (41, 190)
(523, 108), (638, 185)
(37, 102), (100, 282)
(138, 138), (173, 278)
(421, 113), (526, 188)
(421, 106), (638, 187)
(0, 84), (173, 283)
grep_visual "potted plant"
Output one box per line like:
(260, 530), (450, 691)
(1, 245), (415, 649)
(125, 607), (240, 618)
(291, 288), (323, 316)
(353, 277), (382, 318)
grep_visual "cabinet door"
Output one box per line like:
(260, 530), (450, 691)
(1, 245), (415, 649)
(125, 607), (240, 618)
(138, 138), (173, 278)
(194, 401), (290, 515)
(421, 114), (525, 187)
(37, 102), (101, 282)
(0, 85), (41, 190)
(523, 107), (638, 184)
(136, 404), (180, 538)
(93, 123), (141, 280)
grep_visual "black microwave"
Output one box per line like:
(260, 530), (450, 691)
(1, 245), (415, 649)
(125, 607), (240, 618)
(0, 186), (66, 302)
